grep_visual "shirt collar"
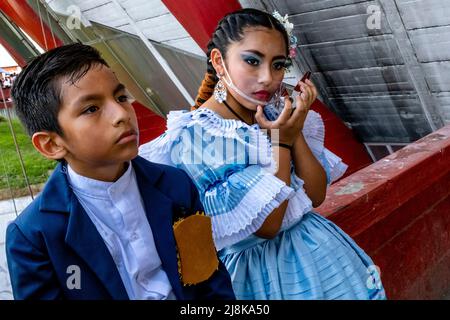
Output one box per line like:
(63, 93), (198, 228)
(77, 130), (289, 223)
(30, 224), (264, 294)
(67, 162), (133, 199)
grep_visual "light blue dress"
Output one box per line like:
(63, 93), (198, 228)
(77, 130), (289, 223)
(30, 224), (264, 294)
(139, 108), (386, 300)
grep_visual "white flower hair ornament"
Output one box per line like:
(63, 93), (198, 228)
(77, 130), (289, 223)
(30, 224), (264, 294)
(272, 11), (298, 59)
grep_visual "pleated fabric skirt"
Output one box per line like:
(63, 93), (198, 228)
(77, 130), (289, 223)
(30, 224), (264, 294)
(219, 212), (387, 300)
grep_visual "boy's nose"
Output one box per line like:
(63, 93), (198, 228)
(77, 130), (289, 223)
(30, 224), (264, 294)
(111, 102), (131, 126)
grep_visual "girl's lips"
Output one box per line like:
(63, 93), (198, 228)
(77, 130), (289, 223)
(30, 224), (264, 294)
(253, 91), (271, 101)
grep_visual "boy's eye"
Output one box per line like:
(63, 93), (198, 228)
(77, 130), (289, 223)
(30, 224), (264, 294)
(83, 106), (99, 114)
(117, 95), (131, 103)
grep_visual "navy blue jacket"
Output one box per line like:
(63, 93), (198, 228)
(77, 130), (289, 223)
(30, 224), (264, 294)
(6, 156), (235, 300)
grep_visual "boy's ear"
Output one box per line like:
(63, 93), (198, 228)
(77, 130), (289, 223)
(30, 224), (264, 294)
(210, 48), (224, 77)
(31, 131), (67, 161)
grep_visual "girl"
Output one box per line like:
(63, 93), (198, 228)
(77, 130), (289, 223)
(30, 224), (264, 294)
(140, 8), (386, 300)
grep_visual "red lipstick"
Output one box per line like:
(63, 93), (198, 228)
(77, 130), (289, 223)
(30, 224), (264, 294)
(253, 90), (271, 101)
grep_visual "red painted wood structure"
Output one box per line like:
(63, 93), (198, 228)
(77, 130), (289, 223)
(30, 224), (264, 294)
(317, 124), (450, 299)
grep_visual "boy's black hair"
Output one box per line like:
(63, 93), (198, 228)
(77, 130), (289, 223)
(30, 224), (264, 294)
(12, 43), (109, 136)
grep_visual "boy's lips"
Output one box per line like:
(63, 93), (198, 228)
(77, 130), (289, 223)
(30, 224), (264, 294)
(116, 129), (138, 144)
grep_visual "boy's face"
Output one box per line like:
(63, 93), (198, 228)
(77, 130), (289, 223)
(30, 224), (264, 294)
(56, 64), (139, 178)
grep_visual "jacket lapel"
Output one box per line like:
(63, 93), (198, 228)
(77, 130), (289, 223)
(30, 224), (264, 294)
(41, 158), (184, 299)
(65, 199), (129, 300)
(41, 163), (128, 299)
(133, 157), (184, 299)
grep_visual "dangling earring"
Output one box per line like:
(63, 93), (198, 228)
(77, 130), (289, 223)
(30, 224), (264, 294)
(214, 75), (227, 103)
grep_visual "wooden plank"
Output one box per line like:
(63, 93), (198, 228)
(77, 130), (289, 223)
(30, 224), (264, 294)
(319, 65), (414, 95)
(396, 0), (450, 30)
(299, 35), (403, 72)
(291, 1), (390, 45)
(261, 0), (369, 15)
(409, 26), (450, 63)
(378, 0), (443, 130)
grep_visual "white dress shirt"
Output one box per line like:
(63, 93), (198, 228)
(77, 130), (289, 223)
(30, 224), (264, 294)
(67, 163), (176, 300)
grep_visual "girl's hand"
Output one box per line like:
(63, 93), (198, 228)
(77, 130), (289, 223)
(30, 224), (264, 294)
(297, 79), (318, 116)
(255, 79), (318, 145)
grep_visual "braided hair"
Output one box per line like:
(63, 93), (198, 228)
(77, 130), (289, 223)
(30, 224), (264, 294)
(192, 8), (290, 110)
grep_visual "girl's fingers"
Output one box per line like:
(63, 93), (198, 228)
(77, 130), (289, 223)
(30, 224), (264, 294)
(299, 82), (315, 106)
(254, 105), (272, 129)
(305, 79), (318, 102)
(287, 95), (308, 127)
(277, 96), (293, 124)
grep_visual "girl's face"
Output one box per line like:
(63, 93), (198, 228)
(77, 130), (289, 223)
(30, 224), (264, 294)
(219, 27), (287, 110)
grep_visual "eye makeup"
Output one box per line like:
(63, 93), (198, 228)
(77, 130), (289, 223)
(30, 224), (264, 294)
(273, 58), (287, 70)
(241, 52), (261, 66)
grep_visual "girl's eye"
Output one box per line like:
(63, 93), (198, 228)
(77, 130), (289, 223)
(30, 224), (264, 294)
(284, 59), (293, 69)
(83, 106), (99, 114)
(245, 57), (260, 66)
(273, 61), (287, 70)
(117, 95), (131, 103)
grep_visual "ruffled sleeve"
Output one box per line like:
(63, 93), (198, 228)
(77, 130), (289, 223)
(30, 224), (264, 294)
(278, 111), (349, 229)
(139, 110), (190, 167)
(140, 109), (295, 250)
(301, 110), (348, 185)
(201, 164), (294, 250)
(263, 105), (348, 184)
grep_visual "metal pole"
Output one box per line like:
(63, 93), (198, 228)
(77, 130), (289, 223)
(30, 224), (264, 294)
(0, 86), (34, 200)
(109, 0), (195, 106)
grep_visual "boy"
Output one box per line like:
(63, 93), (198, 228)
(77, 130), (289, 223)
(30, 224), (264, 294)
(6, 43), (235, 300)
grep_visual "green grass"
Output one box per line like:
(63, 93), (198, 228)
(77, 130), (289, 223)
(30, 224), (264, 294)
(0, 116), (56, 190)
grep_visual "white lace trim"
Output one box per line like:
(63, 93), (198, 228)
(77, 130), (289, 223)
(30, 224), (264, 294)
(322, 148), (348, 183)
(301, 110), (348, 183)
(302, 110), (325, 157)
(140, 108), (278, 173)
(207, 171), (294, 251)
(281, 173), (313, 229)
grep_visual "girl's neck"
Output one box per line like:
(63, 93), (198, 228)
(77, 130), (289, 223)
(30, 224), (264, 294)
(202, 95), (255, 126)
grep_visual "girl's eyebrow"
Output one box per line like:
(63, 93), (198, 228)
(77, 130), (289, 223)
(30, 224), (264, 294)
(242, 50), (286, 61)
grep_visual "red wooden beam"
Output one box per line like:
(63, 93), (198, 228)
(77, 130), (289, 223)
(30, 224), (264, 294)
(132, 101), (167, 146)
(162, 0), (241, 52)
(0, 36), (27, 67)
(317, 124), (450, 299)
(0, 0), (63, 51)
(311, 99), (372, 178)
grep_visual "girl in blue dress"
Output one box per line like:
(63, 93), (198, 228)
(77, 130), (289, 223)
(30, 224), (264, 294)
(140, 8), (386, 300)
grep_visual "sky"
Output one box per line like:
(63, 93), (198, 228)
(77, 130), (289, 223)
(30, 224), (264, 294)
(0, 44), (17, 67)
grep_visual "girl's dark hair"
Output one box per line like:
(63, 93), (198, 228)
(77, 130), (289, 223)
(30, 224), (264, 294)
(192, 8), (290, 109)
(12, 43), (108, 136)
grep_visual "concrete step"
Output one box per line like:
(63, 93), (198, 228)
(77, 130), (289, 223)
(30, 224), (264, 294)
(0, 196), (33, 300)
